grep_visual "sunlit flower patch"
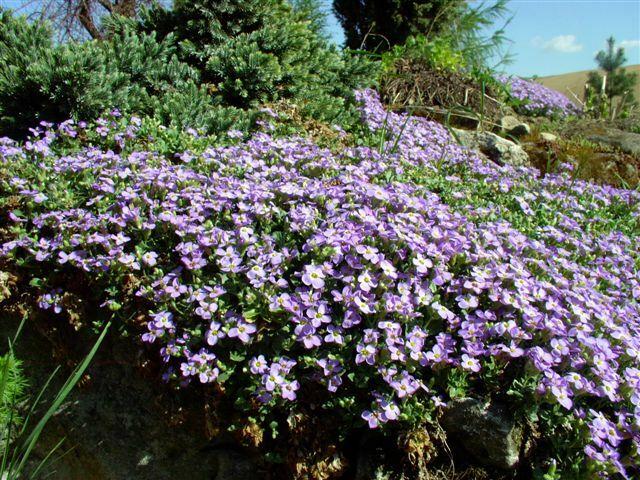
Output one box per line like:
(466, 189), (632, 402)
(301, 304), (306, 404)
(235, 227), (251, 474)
(1, 90), (638, 477)
(496, 75), (582, 117)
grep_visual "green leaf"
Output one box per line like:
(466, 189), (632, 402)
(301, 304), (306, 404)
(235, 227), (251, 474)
(229, 351), (246, 362)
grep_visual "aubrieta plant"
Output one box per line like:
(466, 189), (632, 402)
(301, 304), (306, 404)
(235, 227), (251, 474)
(497, 75), (582, 118)
(0, 90), (639, 478)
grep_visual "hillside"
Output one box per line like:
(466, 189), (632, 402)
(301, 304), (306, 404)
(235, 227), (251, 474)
(537, 64), (640, 105)
(1, 3), (640, 479)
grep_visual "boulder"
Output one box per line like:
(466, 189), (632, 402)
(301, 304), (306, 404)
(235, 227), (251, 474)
(540, 132), (557, 142)
(0, 317), (261, 480)
(441, 398), (526, 470)
(584, 128), (640, 157)
(500, 115), (531, 138)
(452, 128), (530, 167)
(354, 438), (392, 480)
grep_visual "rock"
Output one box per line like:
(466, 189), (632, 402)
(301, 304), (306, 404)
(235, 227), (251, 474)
(500, 115), (531, 138)
(214, 449), (261, 480)
(354, 434), (393, 480)
(441, 398), (525, 470)
(540, 132), (557, 142)
(452, 128), (530, 167)
(584, 128), (640, 156)
(0, 316), (261, 480)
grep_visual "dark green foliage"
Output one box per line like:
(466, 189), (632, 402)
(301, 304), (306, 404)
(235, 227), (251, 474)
(142, 0), (275, 72)
(332, 0), (463, 51)
(443, 0), (513, 71)
(595, 36), (629, 74)
(99, 21), (228, 130)
(141, 0), (376, 124)
(100, 24), (200, 103)
(150, 83), (250, 133)
(0, 12), (128, 137)
(0, 0), (375, 138)
(0, 10), (249, 137)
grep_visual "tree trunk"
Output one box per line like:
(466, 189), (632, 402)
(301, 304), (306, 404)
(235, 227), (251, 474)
(113, 0), (138, 18)
(78, 0), (104, 39)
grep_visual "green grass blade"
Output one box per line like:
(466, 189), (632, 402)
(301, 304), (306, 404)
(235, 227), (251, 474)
(1, 397), (17, 476)
(11, 312), (28, 347)
(28, 437), (66, 480)
(387, 109), (413, 156)
(16, 367), (60, 440)
(13, 321), (110, 476)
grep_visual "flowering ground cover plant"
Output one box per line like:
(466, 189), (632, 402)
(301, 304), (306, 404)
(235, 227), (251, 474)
(1, 90), (639, 478)
(497, 75), (582, 118)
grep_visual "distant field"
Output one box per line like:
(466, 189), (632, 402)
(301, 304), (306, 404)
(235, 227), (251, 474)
(537, 64), (640, 105)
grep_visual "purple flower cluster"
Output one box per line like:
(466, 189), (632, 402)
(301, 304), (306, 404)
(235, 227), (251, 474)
(37, 288), (64, 314)
(1, 90), (639, 476)
(496, 75), (582, 117)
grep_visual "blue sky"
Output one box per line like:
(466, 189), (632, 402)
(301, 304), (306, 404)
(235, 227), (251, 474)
(2, 0), (638, 77)
(322, 0), (640, 77)
(490, 0), (640, 77)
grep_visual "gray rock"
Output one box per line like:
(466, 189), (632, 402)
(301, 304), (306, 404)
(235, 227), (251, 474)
(441, 398), (525, 470)
(214, 449), (260, 480)
(500, 115), (531, 138)
(452, 128), (530, 167)
(1, 316), (261, 480)
(584, 128), (640, 156)
(540, 132), (557, 142)
(354, 435), (392, 480)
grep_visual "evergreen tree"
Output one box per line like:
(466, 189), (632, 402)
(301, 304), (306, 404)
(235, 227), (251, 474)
(289, 0), (328, 38)
(0, 10), (225, 137)
(141, 0), (375, 120)
(587, 37), (637, 118)
(444, 0), (513, 70)
(332, 0), (464, 51)
(0, 1), (376, 137)
(0, 11), (128, 137)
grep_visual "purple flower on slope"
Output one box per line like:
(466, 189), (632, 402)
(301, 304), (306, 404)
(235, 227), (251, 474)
(302, 264), (326, 289)
(460, 354), (481, 373)
(228, 321), (257, 344)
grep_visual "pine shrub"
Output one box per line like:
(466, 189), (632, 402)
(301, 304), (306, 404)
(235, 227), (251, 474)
(141, 0), (377, 125)
(0, 12), (128, 137)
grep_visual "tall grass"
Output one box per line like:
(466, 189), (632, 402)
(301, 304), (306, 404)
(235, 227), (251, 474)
(1, 315), (110, 479)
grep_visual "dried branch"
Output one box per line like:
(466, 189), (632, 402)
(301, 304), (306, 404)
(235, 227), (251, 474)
(15, 0), (154, 40)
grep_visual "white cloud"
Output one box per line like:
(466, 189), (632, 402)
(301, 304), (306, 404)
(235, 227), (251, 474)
(620, 40), (640, 49)
(531, 35), (583, 53)
(541, 35), (583, 53)
(530, 36), (544, 48)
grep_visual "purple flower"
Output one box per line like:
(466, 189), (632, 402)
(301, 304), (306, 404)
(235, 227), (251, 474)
(380, 400), (400, 421)
(296, 324), (322, 349)
(142, 251), (158, 266)
(228, 321), (257, 344)
(263, 365), (285, 392)
(250, 355), (269, 374)
(301, 265), (325, 289)
(390, 372), (420, 398)
(150, 311), (174, 330)
(460, 354), (481, 373)
(551, 384), (573, 410)
(362, 409), (384, 429)
(281, 380), (300, 401)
